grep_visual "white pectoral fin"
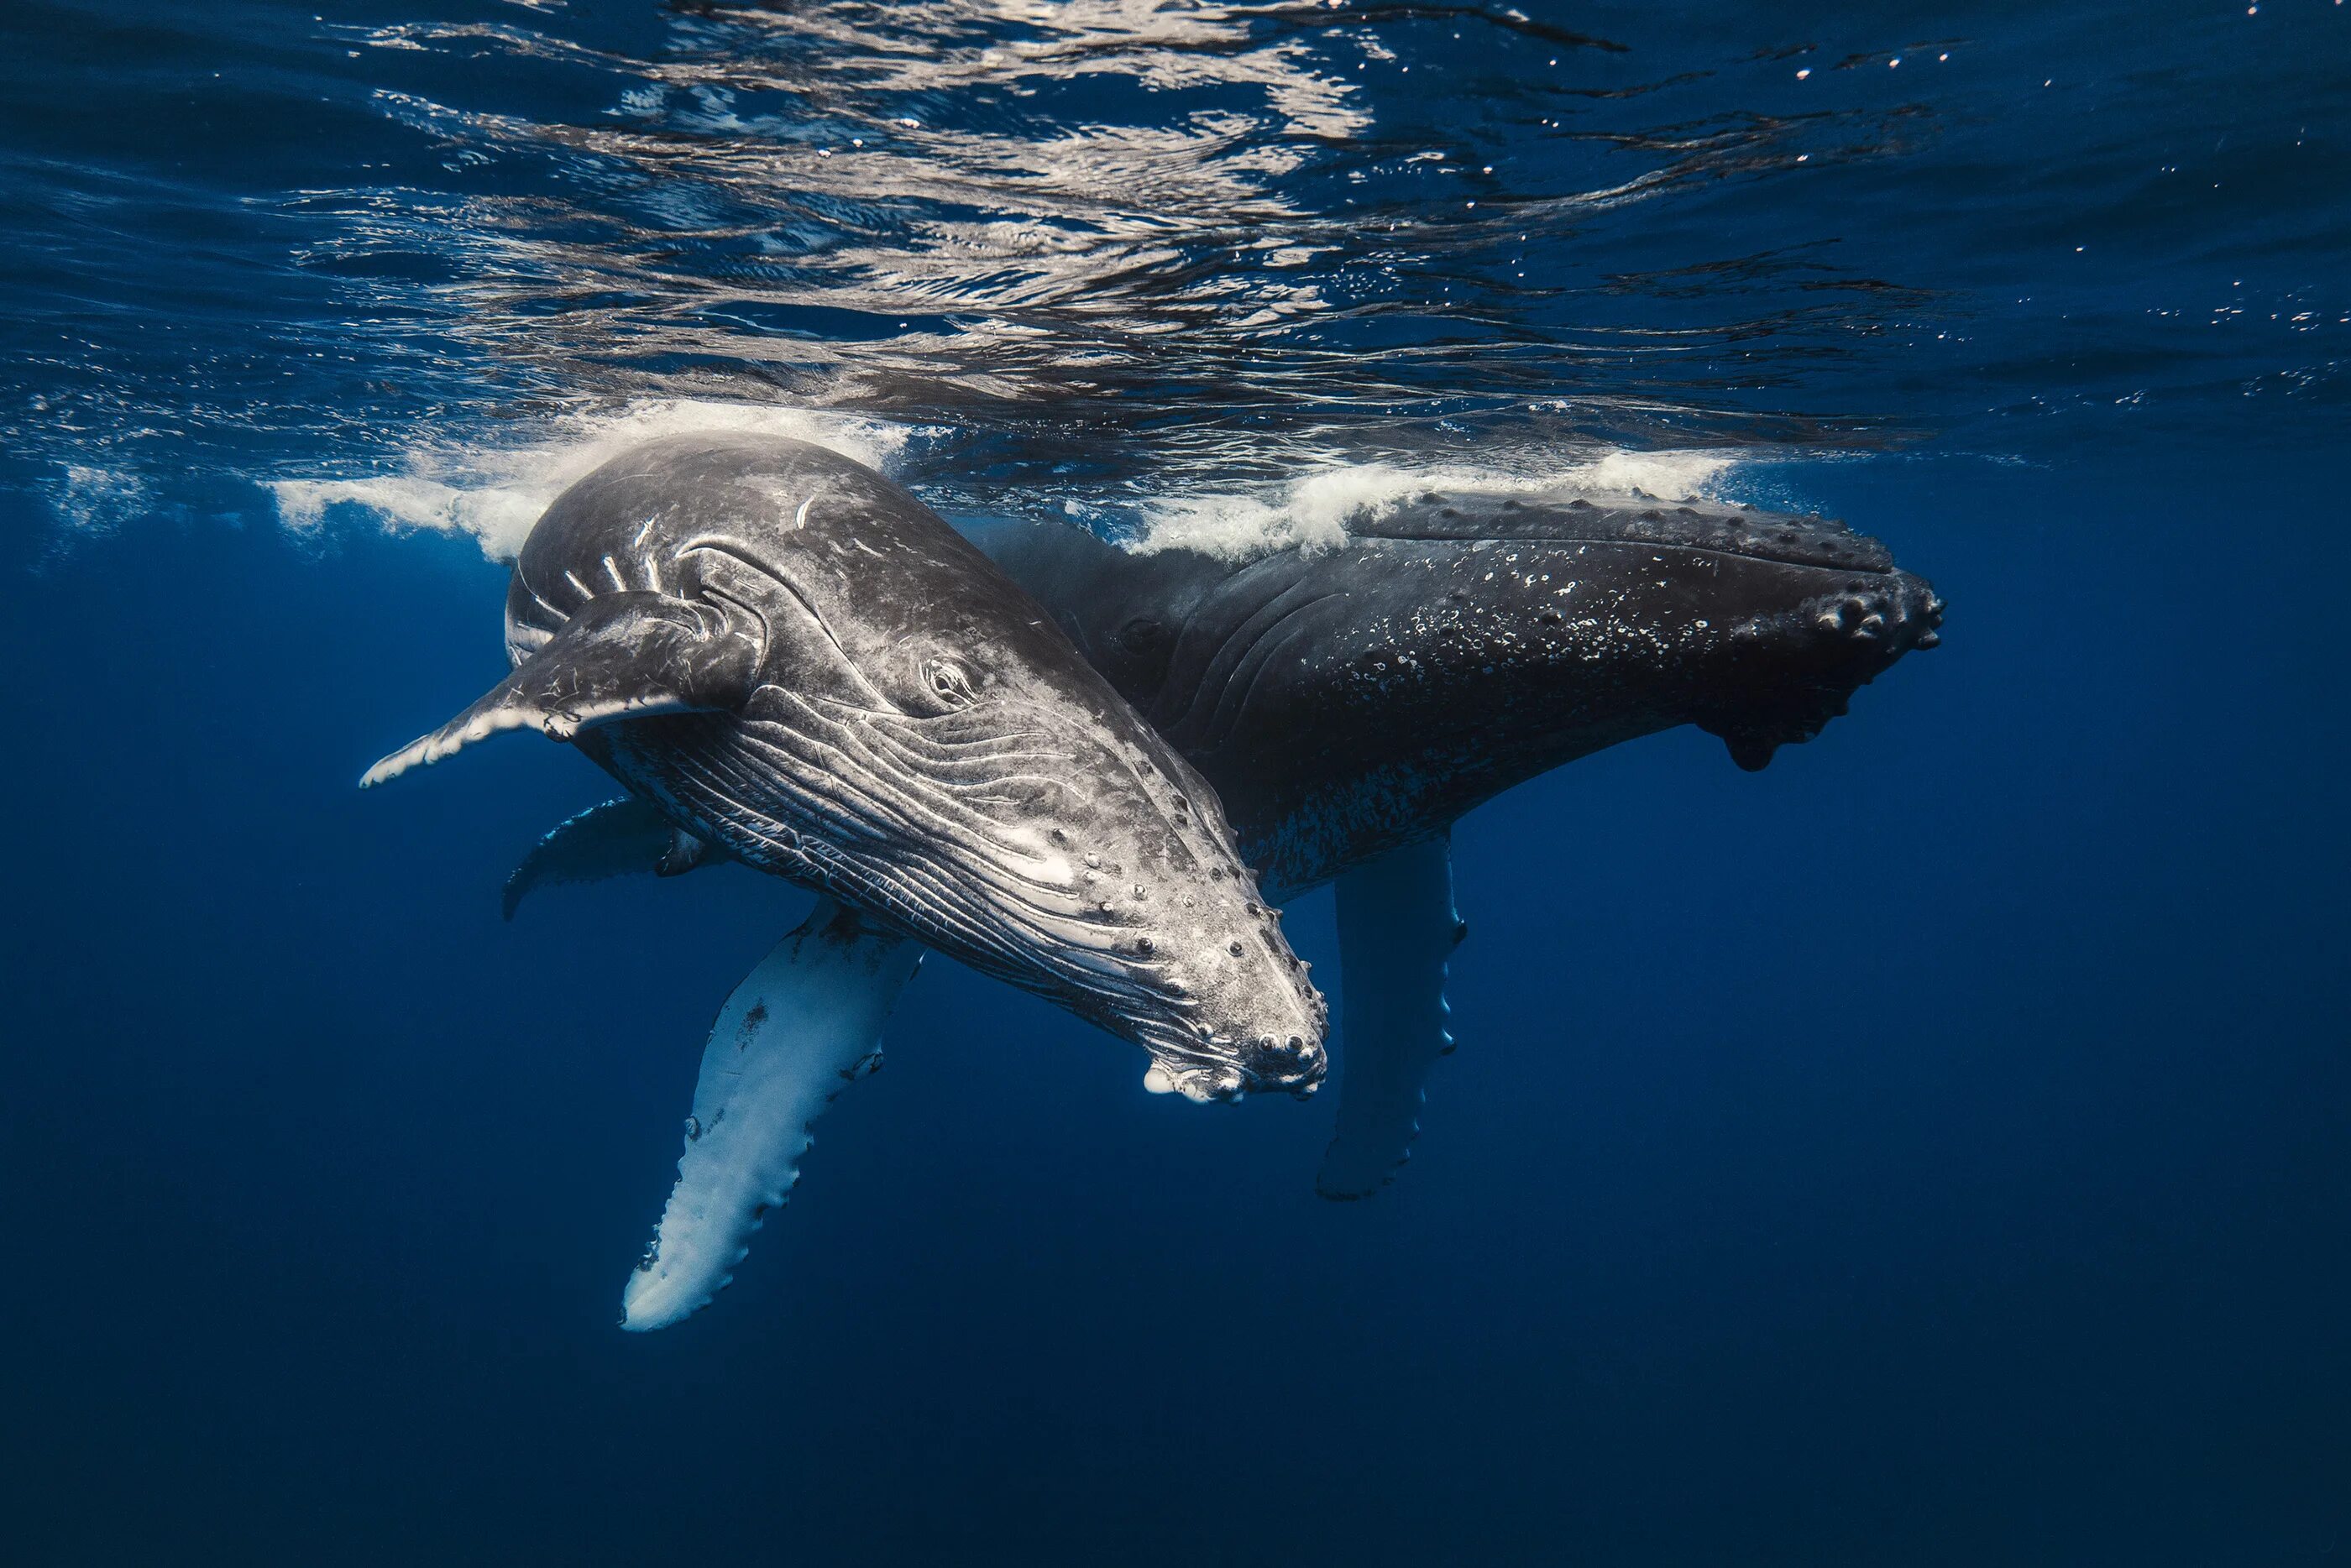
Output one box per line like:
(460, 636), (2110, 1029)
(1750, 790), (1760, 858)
(620, 899), (923, 1331)
(360, 592), (757, 787)
(1317, 834), (1464, 1201)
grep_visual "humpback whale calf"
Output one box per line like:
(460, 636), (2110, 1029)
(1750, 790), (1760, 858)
(973, 492), (1942, 1194)
(364, 433), (1326, 1329)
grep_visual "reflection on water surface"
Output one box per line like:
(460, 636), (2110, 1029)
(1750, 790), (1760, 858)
(1, 0), (2344, 514)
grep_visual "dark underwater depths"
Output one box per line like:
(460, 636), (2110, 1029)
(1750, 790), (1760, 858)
(1, 444), (2343, 1566)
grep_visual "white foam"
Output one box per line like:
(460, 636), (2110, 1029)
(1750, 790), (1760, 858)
(1128, 448), (1746, 560)
(264, 403), (1766, 570)
(50, 464), (152, 536)
(269, 398), (938, 560)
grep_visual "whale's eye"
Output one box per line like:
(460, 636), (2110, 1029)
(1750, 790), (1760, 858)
(923, 657), (977, 707)
(1115, 615), (1167, 657)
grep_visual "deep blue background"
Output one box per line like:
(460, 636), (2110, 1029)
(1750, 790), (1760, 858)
(5, 0), (2350, 1561)
(4, 445), (2344, 1564)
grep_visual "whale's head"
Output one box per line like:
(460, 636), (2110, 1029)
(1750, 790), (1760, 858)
(1322, 489), (1944, 785)
(491, 435), (1327, 1102)
(976, 487), (1941, 891)
(1515, 495), (1945, 772)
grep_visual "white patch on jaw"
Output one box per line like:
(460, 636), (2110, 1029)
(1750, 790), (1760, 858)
(1155, 1066), (1230, 1103)
(1142, 1066), (1176, 1095)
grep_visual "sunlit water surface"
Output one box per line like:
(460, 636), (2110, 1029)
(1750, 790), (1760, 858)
(8, 0), (2347, 528)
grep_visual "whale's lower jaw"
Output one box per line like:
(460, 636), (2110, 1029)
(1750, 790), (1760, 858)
(1130, 1015), (1327, 1103)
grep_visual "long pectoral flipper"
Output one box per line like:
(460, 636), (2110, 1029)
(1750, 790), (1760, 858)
(361, 592), (758, 787)
(1316, 834), (1464, 1200)
(620, 899), (923, 1331)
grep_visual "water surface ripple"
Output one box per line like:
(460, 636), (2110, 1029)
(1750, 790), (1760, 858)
(3, 0), (2345, 518)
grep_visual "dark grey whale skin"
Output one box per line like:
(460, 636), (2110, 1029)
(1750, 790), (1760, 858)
(971, 490), (1942, 897)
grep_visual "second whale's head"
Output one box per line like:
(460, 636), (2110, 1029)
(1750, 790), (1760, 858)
(980, 484), (1942, 892)
(378, 434), (1327, 1101)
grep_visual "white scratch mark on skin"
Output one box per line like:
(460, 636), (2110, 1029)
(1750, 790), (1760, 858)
(604, 554), (628, 591)
(563, 568), (593, 598)
(793, 494), (814, 531)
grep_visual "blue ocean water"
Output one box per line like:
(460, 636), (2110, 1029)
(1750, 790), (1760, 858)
(2, 2), (2346, 1563)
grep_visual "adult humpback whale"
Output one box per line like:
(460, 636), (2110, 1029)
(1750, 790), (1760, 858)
(363, 433), (1327, 1328)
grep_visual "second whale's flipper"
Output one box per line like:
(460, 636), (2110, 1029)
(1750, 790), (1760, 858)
(621, 899), (923, 1331)
(502, 797), (727, 919)
(1316, 835), (1465, 1201)
(360, 592), (759, 787)
(504, 797), (673, 919)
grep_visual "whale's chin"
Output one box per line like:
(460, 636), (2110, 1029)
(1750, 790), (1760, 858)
(1136, 1028), (1328, 1103)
